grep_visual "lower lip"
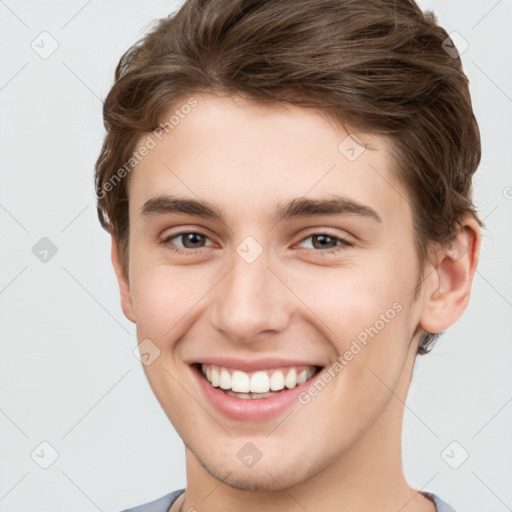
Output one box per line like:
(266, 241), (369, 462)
(191, 365), (318, 421)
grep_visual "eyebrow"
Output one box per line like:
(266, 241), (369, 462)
(141, 194), (381, 223)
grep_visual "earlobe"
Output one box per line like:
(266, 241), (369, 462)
(419, 216), (481, 335)
(111, 235), (136, 323)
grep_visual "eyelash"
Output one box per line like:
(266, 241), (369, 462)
(161, 231), (352, 256)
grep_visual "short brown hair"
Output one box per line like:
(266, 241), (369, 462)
(94, 0), (481, 354)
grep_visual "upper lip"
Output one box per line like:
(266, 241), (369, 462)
(189, 357), (325, 372)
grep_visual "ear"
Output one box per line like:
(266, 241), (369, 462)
(111, 235), (136, 323)
(419, 215), (481, 334)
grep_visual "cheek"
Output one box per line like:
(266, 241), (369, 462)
(298, 257), (412, 333)
(128, 260), (213, 340)
(128, 235), (418, 355)
(295, 254), (416, 379)
(299, 267), (414, 430)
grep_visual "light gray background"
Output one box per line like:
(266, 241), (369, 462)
(1, 1), (511, 511)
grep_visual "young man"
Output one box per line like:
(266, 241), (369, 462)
(94, 1), (481, 511)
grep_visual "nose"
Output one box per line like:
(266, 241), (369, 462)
(209, 249), (292, 344)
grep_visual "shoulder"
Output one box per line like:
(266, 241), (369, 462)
(119, 489), (456, 512)
(423, 491), (458, 512)
(119, 489), (185, 512)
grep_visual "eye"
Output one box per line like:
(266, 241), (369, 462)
(162, 231), (214, 254)
(296, 233), (352, 254)
(161, 231), (352, 257)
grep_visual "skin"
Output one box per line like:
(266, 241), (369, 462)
(111, 93), (480, 512)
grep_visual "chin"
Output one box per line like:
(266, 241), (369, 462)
(213, 468), (305, 492)
(193, 445), (322, 492)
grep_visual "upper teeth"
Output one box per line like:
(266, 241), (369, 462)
(201, 364), (317, 393)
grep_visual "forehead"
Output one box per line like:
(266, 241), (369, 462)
(127, 93), (411, 227)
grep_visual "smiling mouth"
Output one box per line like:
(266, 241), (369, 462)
(194, 363), (322, 399)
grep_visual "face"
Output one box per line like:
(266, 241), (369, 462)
(118, 93), (431, 490)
